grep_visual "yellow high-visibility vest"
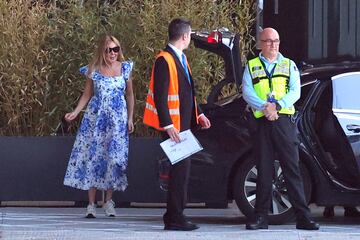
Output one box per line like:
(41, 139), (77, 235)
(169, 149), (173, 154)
(248, 57), (295, 118)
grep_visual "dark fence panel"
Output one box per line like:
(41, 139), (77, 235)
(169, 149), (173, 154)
(0, 137), (166, 203)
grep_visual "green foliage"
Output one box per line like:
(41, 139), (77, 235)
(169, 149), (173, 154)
(0, 0), (255, 136)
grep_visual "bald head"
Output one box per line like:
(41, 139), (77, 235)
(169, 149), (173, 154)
(260, 28), (279, 40)
(259, 28), (280, 62)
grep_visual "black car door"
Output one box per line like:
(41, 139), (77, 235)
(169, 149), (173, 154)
(301, 73), (360, 189)
(331, 72), (360, 179)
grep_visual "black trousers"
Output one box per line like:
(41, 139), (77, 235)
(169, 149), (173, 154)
(254, 115), (311, 220)
(161, 132), (191, 224)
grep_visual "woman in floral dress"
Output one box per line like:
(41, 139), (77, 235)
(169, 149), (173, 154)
(63, 34), (134, 218)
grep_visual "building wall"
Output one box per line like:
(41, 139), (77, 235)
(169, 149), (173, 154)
(260, 0), (360, 64)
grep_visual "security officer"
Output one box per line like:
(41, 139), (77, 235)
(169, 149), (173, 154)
(242, 27), (320, 230)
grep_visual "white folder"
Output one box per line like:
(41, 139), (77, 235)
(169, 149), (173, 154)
(160, 129), (203, 165)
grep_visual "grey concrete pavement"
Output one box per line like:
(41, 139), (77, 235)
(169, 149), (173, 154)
(0, 205), (359, 240)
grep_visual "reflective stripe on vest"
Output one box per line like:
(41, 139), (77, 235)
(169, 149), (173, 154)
(248, 57), (295, 118)
(146, 89), (179, 102)
(143, 51), (198, 131)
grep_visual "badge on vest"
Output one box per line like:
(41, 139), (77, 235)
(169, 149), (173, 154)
(267, 92), (277, 103)
(252, 66), (262, 71)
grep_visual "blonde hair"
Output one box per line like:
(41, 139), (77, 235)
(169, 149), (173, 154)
(87, 34), (125, 77)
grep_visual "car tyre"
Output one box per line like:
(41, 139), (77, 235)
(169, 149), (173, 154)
(233, 157), (312, 225)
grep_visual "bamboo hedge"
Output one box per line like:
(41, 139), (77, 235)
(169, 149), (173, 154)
(0, 0), (255, 136)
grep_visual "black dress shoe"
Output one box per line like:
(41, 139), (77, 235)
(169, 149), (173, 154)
(246, 216), (268, 230)
(344, 207), (360, 218)
(164, 221), (199, 231)
(323, 206), (335, 218)
(296, 219), (320, 230)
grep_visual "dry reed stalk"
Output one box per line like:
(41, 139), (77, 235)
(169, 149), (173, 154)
(0, 0), (255, 136)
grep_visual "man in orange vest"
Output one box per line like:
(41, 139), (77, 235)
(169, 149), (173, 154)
(144, 18), (211, 231)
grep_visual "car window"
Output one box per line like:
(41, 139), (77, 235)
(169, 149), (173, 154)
(215, 82), (239, 104)
(331, 72), (360, 167)
(332, 72), (360, 111)
(206, 80), (239, 105)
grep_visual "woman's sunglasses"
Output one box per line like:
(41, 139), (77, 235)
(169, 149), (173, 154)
(105, 46), (120, 53)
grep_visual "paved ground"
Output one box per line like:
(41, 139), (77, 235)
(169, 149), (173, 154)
(0, 204), (359, 240)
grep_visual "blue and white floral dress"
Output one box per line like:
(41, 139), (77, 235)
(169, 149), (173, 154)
(63, 61), (133, 191)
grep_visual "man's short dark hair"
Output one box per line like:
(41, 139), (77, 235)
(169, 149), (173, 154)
(168, 18), (191, 42)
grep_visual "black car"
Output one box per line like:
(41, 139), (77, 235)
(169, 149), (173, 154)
(175, 28), (360, 224)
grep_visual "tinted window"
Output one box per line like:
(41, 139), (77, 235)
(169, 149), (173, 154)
(331, 72), (360, 168)
(332, 72), (360, 110)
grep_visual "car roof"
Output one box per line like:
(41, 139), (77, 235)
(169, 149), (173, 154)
(300, 61), (360, 84)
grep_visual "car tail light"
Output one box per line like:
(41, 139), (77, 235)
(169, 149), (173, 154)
(207, 31), (222, 44)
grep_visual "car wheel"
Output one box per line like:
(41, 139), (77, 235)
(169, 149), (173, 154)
(233, 157), (312, 224)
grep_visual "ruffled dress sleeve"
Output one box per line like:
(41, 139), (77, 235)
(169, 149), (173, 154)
(79, 65), (89, 75)
(121, 61), (134, 81)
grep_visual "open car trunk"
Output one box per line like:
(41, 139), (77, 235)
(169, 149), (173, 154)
(191, 29), (242, 88)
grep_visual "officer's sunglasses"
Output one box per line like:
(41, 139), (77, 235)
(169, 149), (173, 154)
(105, 46), (120, 53)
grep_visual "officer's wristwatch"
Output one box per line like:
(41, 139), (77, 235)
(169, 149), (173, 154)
(275, 102), (282, 111)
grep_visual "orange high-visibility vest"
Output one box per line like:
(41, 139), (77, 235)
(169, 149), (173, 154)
(143, 51), (198, 131)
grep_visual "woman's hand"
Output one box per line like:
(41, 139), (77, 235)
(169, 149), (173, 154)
(128, 119), (134, 133)
(64, 111), (78, 122)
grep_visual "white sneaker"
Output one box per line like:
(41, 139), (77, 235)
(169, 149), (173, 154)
(86, 203), (96, 218)
(103, 200), (116, 217)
